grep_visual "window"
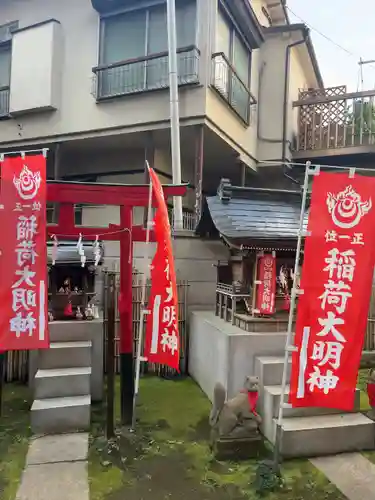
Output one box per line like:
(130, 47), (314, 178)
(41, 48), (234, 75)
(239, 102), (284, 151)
(97, 0), (197, 98)
(0, 44), (11, 89)
(0, 21), (18, 117)
(213, 7), (253, 122)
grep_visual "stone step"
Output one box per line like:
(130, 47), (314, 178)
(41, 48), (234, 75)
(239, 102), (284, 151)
(264, 385), (361, 419)
(255, 356), (291, 388)
(261, 385), (361, 442)
(275, 413), (375, 458)
(49, 320), (102, 342)
(31, 395), (91, 434)
(34, 367), (92, 399)
(38, 341), (92, 370)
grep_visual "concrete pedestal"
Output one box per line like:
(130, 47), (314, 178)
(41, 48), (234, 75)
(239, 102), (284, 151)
(188, 311), (287, 400)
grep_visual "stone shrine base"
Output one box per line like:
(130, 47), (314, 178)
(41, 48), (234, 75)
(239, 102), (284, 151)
(212, 435), (264, 461)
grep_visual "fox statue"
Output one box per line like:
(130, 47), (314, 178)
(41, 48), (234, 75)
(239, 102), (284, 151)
(209, 375), (262, 441)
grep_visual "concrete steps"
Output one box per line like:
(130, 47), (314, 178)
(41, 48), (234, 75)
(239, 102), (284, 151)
(34, 367), (92, 399)
(38, 341), (92, 370)
(31, 330), (93, 435)
(255, 355), (291, 387)
(255, 354), (375, 458)
(31, 395), (91, 434)
(279, 413), (375, 458)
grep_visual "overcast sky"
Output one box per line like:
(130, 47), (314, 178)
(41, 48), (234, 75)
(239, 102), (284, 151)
(286, 0), (375, 91)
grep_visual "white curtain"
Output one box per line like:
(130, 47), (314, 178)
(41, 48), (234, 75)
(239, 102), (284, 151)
(214, 10), (231, 97)
(231, 32), (250, 116)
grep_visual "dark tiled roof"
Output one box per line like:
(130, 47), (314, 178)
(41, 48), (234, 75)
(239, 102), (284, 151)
(200, 180), (308, 247)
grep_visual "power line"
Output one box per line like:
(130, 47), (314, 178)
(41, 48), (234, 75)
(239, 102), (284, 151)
(286, 5), (375, 73)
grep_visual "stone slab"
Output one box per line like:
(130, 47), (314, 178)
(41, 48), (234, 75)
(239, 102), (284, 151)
(212, 435), (264, 461)
(27, 433), (89, 465)
(16, 462), (89, 500)
(311, 453), (375, 500)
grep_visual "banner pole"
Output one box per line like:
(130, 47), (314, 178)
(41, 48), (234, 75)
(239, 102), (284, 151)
(131, 162), (153, 430)
(273, 160), (311, 466)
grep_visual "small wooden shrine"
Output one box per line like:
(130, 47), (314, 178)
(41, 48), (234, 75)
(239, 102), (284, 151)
(47, 240), (104, 321)
(196, 178), (308, 331)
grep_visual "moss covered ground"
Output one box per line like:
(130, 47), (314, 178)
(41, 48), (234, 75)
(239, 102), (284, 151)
(88, 376), (347, 500)
(0, 383), (31, 500)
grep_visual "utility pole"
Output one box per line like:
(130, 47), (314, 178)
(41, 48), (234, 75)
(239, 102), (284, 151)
(166, 0), (183, 230)
(358, 59), (375, 66)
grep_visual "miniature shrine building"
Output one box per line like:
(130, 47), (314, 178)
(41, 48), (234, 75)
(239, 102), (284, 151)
(196, 178), (308, 332)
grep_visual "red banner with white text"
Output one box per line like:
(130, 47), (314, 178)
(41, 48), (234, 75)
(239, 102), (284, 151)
(0, 155), (49, 350)
(255, 254), (276, 315)
(289, 172), (375, 410)
(144, 168), (180, 371)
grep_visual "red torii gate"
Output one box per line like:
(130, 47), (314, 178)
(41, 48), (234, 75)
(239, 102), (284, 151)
(47, 180), (187, 424)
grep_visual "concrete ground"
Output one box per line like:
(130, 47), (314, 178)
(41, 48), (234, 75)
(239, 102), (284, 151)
(15, 433), (89, 500)
(311, 453), (375, 500)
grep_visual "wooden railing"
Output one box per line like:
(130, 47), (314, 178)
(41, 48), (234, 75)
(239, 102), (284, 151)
(294, 86), (375, 153)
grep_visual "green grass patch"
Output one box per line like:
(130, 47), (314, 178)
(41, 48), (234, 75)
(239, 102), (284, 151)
(357, 368), (371, 411)
(89, 376), (346, 500)
(0, 383), (31, 500)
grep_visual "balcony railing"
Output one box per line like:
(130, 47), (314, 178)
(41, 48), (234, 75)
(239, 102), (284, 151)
(294, 86), (375, 153)
(92, 46), (199, 100)
(211, 52), (256, 124)
(0, 86), (9, 117)
(168, 208), (196, 231)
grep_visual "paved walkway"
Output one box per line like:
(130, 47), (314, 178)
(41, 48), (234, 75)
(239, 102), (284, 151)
(311, 453), (375, 500)
(16, 433), (89, 500)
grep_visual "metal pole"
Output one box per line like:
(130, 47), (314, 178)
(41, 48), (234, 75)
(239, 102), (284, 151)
(106, 272), (116, 439)
(273, 160), (311, 465)
(131, 162), (153, 429)
(166, 0), (183, 230)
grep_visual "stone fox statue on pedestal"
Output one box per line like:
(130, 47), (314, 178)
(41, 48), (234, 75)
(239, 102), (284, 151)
(209, 376), (262, 440)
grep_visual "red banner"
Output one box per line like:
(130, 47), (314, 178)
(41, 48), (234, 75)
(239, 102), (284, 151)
(255, 254), (276, 315)
(0, 155), (49, 350)
(144, 168), (180, 371)
(290, 172), (375, 410)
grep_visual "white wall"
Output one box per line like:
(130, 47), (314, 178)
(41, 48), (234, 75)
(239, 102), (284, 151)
(0, 0), (207, 145)
(257, 35), (286, 162)
(100, 237), (229, 310)
(257, 30), (321, 163)
(10, 20), (63, 114)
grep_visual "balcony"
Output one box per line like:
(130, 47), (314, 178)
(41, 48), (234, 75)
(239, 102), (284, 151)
(293, 86), (375, 160)
(168, 208), (196, 231)
(92, 46), (199, 101)
(211, 52), (257, 124)
(0, 86), (9, 118)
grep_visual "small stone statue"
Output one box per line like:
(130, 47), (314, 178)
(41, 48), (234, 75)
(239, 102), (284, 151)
(210, 376), (262, 440)
(209, 376), (263, 460)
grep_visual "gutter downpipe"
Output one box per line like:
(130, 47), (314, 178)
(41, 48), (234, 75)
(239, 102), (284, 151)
(281, 33), (308, 169)
(167, 0), (183, 229)
(257, 34), (307, 185)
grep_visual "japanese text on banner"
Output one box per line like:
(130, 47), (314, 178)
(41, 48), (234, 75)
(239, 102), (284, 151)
(143, 168), (180, 371)
(256, 254), (276, 315)
(0, 156), (49, 351)
(290, 175), (375, 410)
